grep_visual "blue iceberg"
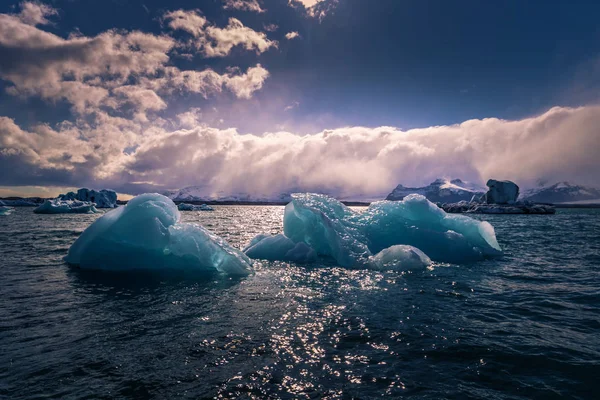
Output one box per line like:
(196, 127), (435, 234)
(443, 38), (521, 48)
(244, 193), (501, 268)
(34, 199), (99, 214)
(65, 193), (252, 275)
(177, 203), (214, 211)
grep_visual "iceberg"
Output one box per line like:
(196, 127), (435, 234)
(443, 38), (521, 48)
(244, 193), (502, 268)
(64, 193), (252, 275)
(34, 199), (99, 214)
(177, 203), (214, 211)
(59, 188), (117, 208)
(243, 234), (317, 263)
(0, 205), (14, 215)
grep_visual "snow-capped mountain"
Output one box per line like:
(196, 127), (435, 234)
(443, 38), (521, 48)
(165, 186), (293, 203)
(386, 178), (486, 203)
(520, 182), (600, 204)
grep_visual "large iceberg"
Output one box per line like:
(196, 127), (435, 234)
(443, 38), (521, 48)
(65, 193), (252, 275)
(244, 193), (502, 268)
(177, 203), (214, 211)
(59, 188), (117, 208)
(0, 205), (14, 215)
(34, 199), (99, 214)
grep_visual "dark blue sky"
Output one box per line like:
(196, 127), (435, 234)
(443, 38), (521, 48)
(1, 0), (599, 132)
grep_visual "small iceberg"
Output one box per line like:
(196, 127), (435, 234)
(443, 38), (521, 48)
(369, 245), (432, 271)
(34, 199), (99, 214)
(65, 193), (252, 275)
(244, 193), (502, 269)
(177, 203), (214, 211)
(0, 205), (14, 215)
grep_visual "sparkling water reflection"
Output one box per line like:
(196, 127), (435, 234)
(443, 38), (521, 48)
(0, 207), (599, 399)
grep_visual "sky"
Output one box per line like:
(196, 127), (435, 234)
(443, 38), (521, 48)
(1, 0), (599, 199)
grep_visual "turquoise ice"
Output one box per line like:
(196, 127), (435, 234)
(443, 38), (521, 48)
(65, 193), (252, 275)
(245, 193), (502, 268)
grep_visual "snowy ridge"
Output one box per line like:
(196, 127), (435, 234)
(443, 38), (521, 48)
(520, 182), (600, 204)
(165, 186), (293, 203)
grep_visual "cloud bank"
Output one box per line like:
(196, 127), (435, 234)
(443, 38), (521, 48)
(2, 106), (599, 198)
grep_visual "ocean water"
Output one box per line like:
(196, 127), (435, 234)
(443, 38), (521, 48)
(1, 206), (599, 399)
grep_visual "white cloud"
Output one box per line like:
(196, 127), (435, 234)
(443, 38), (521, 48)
(2, 105), (600, 198)
(285, 31), (301, 40)
(17, 1), (58, 26)
(164, 10), (277, 57)
(0, 8), (271, 118)
(223, 0), (265, 13)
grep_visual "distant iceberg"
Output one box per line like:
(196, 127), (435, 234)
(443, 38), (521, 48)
(245, 193), (502, 268)
(59, 188), (117, 208)
(177, 203), (214, 211)
(0, 205), (14, 216)
(65, 193), (252, 275)
(34, 199), (99, 214)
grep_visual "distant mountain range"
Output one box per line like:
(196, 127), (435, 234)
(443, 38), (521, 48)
(385, 179), (486, 203)
(520, 182), (600, 204)
(164, 186), (293, 204)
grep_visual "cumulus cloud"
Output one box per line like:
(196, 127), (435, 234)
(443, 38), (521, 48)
(0, 7), (271, 118)
(17, 1), (58, 26)
(285, 31), (301, 40)
(164, 10), (277, 57)
(223, 0), (265, 13)
(2, 106), (599, 198)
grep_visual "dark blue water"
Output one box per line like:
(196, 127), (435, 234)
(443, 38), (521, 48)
(1, 207), (599, 399)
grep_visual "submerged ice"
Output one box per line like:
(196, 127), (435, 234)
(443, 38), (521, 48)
(0, 205), (14, 216)
(245, 193), (502, 268)
(65, 193), (252, 275)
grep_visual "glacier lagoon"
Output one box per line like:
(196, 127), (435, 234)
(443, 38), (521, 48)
(0, 205), (599, 399)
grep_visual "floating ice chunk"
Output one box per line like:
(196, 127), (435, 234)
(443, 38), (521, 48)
(244, 233), (317, 263)
(177, 203), (214, 211)
(369, 245), (432, 271)
(279, 193), (501, 267)
(59, 188), (117, 208)
(64, 193), (252, 275)
(0, 206), (14, 215)
(34, 199), (99, 214)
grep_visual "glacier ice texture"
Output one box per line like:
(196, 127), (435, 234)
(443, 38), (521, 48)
(244, 234), (317, 263)
(244, 193), (502, 268)
(0, 205), (14, 215)
(177, 203), (214, 211)
(59, 188), (117, 208)
(64, 193), (252, 275)
(34, 199), (99, 214)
